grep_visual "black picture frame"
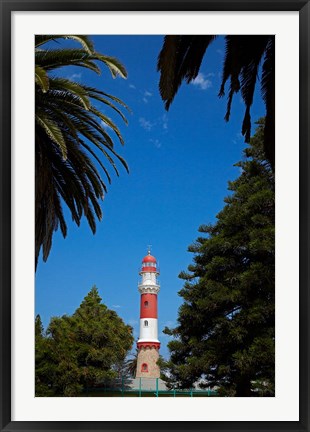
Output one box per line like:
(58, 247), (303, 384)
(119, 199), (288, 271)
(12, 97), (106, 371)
(1, 1), (309, 431)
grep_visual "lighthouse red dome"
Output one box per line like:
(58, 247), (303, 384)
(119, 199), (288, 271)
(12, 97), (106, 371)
(142, 254), (156, 263)
(141, 251), (158, 273)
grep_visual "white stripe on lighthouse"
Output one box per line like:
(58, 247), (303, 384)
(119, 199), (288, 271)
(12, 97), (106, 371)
(138, 318), (159, 342)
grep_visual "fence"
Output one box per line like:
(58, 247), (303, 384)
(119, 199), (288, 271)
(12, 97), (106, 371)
(84, 377), (217, 397)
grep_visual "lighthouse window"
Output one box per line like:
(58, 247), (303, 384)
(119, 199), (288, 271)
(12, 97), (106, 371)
(144, 301), (149, 308)
(142, 262), (155, 267)
(144, 320), (148, 327)
(141, 363), (148, 372)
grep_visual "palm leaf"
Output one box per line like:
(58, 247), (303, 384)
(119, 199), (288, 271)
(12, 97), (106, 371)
(35, 35), (130, 268)
(157, 35), (275, 170)
(35, 35), (94, 54)
(261, 37), (275, 170)
(35, 65), (49, 92)
(158, 35), (216, 110)
(86, 92), (129, 124)
(79, 140), (111, 186)
(36, 49), (94, 70)
(99, 90), (131, 111)
(95, 53), (127, 79)
(79, 60), (101, 74)
(157, 35), (182, 109)
(49, 78), (91, 110)
(90, 108), (125, 145)
(36, 113), (67, 160)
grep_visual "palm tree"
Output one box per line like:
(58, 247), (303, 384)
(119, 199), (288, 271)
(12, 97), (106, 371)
(35, 35), (130, 269)
(124, 349), (138, 378)
(157, 35), (275, 170)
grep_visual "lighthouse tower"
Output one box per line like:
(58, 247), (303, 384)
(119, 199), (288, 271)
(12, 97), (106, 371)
(135, 249), (160, 378)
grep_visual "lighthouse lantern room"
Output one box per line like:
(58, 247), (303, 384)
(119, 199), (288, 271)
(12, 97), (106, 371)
(135, 249), (160, 378)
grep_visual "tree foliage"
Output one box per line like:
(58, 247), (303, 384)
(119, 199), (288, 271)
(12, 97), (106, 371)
(123, 348), (139, 378)
(157, 36), (275, 170)
(35, 287), (134, 396)
(161, 120), (275, 396)
(35, 35), (130, 269)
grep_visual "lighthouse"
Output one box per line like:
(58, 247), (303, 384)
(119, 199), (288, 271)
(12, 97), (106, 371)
(135, 249), (160, 378)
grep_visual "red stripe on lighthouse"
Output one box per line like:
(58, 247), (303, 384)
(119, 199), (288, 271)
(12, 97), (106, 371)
(140, 293), (157, 318)
(137, 341), (160, 350)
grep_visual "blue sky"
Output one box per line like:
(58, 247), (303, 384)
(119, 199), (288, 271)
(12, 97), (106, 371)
(35, 35), (265, 359)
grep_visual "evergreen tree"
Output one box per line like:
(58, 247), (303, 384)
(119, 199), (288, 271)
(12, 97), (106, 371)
(35, 314), (44, 339)
(35, 314), (56, 396)
(72, 287), (134, 389)
(162, 120), (275, 396)
(35, 287), (134, 396)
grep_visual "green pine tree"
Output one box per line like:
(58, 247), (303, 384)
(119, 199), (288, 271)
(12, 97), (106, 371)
(35, 286), (134, 396)
(72, 286), (134, 390)
(162, 119), (275, 397)
(35, 314), (57, 396)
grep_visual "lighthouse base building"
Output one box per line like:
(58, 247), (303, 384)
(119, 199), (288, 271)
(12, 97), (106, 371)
(135, 251), (161, 379)
(136, 344), (160, 378)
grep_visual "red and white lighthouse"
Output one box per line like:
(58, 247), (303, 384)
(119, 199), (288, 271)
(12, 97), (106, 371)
(135, 249), (160, 378)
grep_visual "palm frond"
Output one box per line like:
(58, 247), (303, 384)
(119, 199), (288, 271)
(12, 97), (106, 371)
(95, 53), (127, 79)
(99, 90), (131, 111)
(36, 113), (67, 160)
(36, 49), (94, 70)
(35, 35), (94, 54)
(90, 108), (124, 145)
(239, 36), (270, 141)
(86, 91), (129, 124)
(158, 35), (216, 110)
(157, 35), (275, 170)
(157, 35), (183, 109)
(49, 78), (91, 110)
(261, 37), (275, 170)
(79, 140), (111, 186)
(35, 35), (130, 267)
(79, 60), (101, 74)
(35, 65), (49, 92)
